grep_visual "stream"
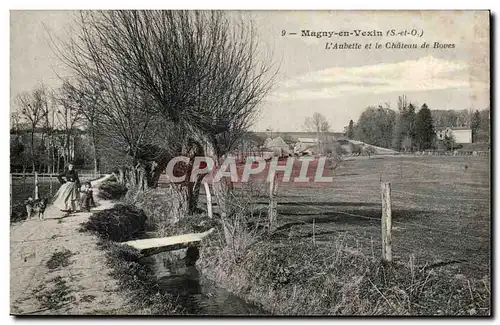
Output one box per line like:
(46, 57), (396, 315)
(139, 249), (267, 315)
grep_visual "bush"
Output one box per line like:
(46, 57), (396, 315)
(100, 241), (181, 314)
(169, 213), (220, 236)
(125, 188), (176, 231)
(11, 201), (27, 223)
(97, 180), (128, 200)
(349, 142), (362, 155)
(364, 145), (377, 157)
(126, 187), (219, 235)
(201, 236), (490, 315)
(80, 204), (147, 242)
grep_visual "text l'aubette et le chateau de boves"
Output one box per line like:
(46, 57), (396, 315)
(281, 29), (456, 50)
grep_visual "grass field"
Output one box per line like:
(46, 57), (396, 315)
(117, 154), (492, 314)
(288, 156), (489, 277)
(195, 155), (490, 278)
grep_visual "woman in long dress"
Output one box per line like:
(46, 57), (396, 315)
(53, 163), (81, 214)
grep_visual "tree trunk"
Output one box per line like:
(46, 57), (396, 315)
(126, 167), (137, 189)
(215, 179), (234, 245)
(120, 168), (125, 184)
(31, 130), (35, 173)
(57, 153), (60, 173)
(189, 179), (201, 212)
(91, 131), (98, 176)
(166, 183), (190, 223)
(136, 165), (148, 194)
(118, 167), (125, 184)
(65, 132), (71, 164)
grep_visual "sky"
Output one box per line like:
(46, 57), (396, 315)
(10, 10), (490, 132)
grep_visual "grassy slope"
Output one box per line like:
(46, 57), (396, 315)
(196, 155), (490, 315)
(138, 155), (491, 315)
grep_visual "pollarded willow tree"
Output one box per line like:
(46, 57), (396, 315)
(56, 10), (276, 225)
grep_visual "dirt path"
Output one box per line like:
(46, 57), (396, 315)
(10, 175), (129, 315)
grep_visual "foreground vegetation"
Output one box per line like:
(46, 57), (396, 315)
(79, 203), (182, 314)
(81, 154), (490, 316)
(202, 236), (489, 315)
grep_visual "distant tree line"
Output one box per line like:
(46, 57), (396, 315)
(10, 82), (99, 174)
(344, 95), (490, 151)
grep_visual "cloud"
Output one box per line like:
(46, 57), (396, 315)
(268, 56), (489, 102)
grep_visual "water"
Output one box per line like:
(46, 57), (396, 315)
(140, 251), (267, 315)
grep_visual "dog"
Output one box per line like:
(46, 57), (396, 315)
(25, 197), (49, 220)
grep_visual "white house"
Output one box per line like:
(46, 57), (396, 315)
(435, 127), (472, 144)
(297, 137), (319, 144)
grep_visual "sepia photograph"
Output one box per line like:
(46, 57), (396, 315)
(9, 9), (491, 316)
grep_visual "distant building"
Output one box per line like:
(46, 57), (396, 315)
(251, 131), (346, 144)
(297, 137), (319, 144)
(435, 127), (472, 144)
(263, 136), (291, 157)
(294, 138), (319, 155)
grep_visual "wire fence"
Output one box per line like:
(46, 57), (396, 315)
(10, 172), (106, 221)
(271, 181), (490, 275)
(11, 172), (105, 199)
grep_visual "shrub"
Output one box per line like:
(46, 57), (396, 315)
(97, 180), (128, 200)
(100, 241), (180, 314)
(201, 236), (490, 315)
(11, 201), (27, 223)
(80, 204), (147, 242)
(125, 188), (176, 231)
(364, 145), (376, 157)
(126, 187), (219, 235)
(349, 142), (362, 155)
(207, 187), (268, 264)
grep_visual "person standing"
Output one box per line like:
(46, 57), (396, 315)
(53, 163), (81, 215)
(79, 181), (95, 212)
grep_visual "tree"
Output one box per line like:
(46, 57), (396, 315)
(10, 136), (26, 170)
(304, 112), (330, 153)
(53, 81), (83, 167)
(346, 119), (354, 139)
(16, 84), (49, 172)
(477, 109), (491, 143)
(57, 11), (275, 232)
(471, 110), (481, 143)
(355, 105), (395, 148)
(415, 103), (435, 150)
(10, 112), (25, 132)
(305, 112), (330, 134)
(442, 133), (455, 151)
(62, 79), (103, 176)
(391, 96), (417, 152)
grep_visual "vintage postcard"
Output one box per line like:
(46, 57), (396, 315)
(10, 10), (490, 316)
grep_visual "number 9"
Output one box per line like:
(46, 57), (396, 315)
(281, 30), (286, 36)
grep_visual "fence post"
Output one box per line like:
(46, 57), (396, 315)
(49, 172), (53, 196)
(380, 182), (392, 263)
(203, 182), (213, 219)
(34, 171), (39, 200)
(312, 218), (316, 246)
(268, 174), (278, 229)
(10, 174), (12, 217)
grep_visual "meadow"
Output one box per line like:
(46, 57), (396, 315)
(273, 155), (490, 278)
(196, 155), (490, 314)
